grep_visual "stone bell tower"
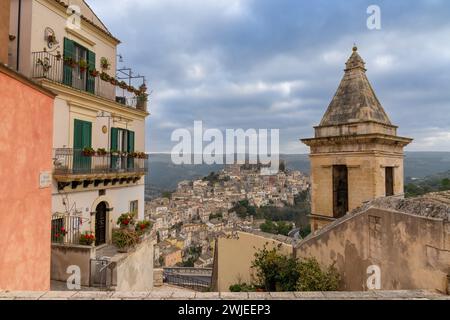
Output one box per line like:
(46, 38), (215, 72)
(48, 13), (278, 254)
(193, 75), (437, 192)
(302, 47), (412, 232)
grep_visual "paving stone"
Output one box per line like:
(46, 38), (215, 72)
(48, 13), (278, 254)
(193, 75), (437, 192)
(194, 292), (221, 300)
(269, 292), (296, 300)
(169, 291), (197, 300)
(247, 292), (270, 300)
(0, 291), (46, 300)
(293, 292), (327, 299)
(111, 292), (150, 300)
(71, 291), (114, 300)
(374, 290), (432, 299)
(220, 292), (249, 300)
(147, 290), (174, 300)
(322, 291), (379, 300)
(40, 291), (77, 300)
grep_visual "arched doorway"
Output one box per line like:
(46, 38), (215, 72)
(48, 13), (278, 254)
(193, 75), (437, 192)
(95, 202), (108, 246)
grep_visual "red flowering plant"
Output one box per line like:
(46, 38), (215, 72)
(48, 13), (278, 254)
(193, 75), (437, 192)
(53, 226), (68, 243)
(89, 68), (99, 77)
(117, 213), (136, 229)
(135, 220), (153, 235)
(79, 231), (95, 246)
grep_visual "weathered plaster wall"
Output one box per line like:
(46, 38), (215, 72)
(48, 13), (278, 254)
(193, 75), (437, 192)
(51, 244), (94, 287)
(213, 232), (294, 292)
(114, 236), (155, 291)
(296, 207), (450, 293)
(0, 67), (54, 291)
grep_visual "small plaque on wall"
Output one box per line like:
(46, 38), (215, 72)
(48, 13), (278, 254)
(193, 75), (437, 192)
(39, 171), (52, 189)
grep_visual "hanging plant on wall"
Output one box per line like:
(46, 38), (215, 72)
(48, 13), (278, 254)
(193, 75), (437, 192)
(89, 68), (99, 77)
(119, 81), (128, 90)
(100, 57), (111, 70)
(100, 72), (110, 81)
(82, 147), (95, 156)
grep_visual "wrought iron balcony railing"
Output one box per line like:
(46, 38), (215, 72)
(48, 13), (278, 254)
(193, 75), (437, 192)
(53, 148), (147, 176)
(31, 51), (147, 111)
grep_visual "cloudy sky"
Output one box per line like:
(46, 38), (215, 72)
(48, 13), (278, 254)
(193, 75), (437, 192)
(87, 0), (450, 154)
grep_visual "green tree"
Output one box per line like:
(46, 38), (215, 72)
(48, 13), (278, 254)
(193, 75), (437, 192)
(251, 244), (300, 292)
(247, 245), (340, 292)
(296, 258), (340, 291)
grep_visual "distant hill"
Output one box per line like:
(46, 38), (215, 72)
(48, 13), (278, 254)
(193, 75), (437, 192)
(145, 152), (450, 199)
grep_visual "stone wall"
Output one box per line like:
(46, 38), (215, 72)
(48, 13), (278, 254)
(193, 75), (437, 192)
(296, 205), (450, 293)
(153, 269), (164, 287)
(114, 236), (155, 291)
(51, 244), (95, 287)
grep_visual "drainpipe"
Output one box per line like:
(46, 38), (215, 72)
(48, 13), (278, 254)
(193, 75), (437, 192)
(16, 0), (22, 71)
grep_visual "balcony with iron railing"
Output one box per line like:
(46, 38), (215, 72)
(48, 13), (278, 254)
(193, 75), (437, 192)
(31, 51), (148, 112)
(53, 148), (148, 190)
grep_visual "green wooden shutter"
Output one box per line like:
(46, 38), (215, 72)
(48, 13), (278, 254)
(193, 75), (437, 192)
(73, 119), (83, 150)
(127, 130), (135, 169)
(83, 121), (92, 148)
(111, 128), (119, 151)
(63, 38), (74, 86)
(110, 128), (119, 170)
(73, 119), (92, 172)
(127, 130), (135, 152)
(86, 50), (96, 94)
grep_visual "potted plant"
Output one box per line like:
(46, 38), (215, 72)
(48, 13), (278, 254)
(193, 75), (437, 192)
(110, 149), (120, 156)
(82, 147), (95, 156)
(119, 81), (128, 90)
(100, 57), (110, 70)
(53, 226), (68, 243)
(79, 231), (95, 246)
(78, 59), (88, 72)
(135, 220), (152, 235)
(109, 77), (118, 86)
(64, 56), (77, 68)
(112, 228), (139, 253)
(100, 72), (110, 82)
(117, 213), (136, 229)
(136, 93), (148, 110)
(96, 148), (107, 156)
(89, 68), (99, 77)
(47, 34), (56, 44)
(139, 83), (147, 93)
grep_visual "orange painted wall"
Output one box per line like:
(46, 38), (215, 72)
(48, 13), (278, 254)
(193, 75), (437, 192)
(0, 69), (54, 291)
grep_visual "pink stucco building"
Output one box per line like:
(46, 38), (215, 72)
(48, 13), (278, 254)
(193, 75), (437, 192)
(0, 63), (55, 291)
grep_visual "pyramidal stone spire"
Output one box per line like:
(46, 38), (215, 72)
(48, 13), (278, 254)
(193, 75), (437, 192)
(319, 46), (392, 126)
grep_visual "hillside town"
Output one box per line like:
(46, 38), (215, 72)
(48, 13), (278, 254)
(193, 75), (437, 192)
(146, 164), (309, 268)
